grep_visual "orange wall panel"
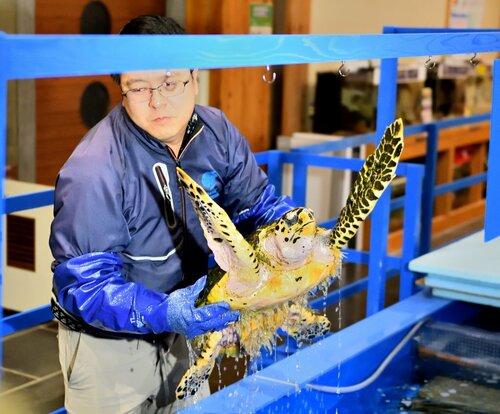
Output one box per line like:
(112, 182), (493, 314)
(35, 0), (165, 185)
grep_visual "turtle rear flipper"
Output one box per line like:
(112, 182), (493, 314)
(331, 118), (404, 249)
(281, 304), (331, 345)
(176, 331), (223, 400)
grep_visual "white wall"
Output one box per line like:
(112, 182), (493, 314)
(480, 0), (500, 28)
(3, 180), (54, 311)
(310, 0), (448, 34)
(311, 0), (500, 34)
(308, 0), (500, 69)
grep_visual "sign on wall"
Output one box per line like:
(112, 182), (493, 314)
(249, 3), (273, 34)
(448, 0), (485, 28)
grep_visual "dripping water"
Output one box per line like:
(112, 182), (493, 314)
(186, 339), (197, 367)
(336, 266), (343, 395)
(234, 355), (240, 378)
(216, 355), (223, 391)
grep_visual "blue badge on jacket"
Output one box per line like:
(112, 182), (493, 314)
(201, 171), (220, 199)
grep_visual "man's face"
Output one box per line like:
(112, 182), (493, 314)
(120, 69), (198, 147)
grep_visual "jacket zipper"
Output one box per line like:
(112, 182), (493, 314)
(166, 126), (205, 280)
(168, 124), (204, 212)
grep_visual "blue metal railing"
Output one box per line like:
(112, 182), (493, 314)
(291, 113), (490, 256)
(1, 26), (500, 413)
(3, 189), (55, 214)
(1, 304), (54, 336)
(1, 29), (499, 333)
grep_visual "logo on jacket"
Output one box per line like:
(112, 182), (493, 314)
(202, 171), (220, 199)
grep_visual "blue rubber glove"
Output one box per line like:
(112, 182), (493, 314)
(165, 276), (240, 339)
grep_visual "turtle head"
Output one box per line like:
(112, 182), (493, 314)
(260, 207), (317, 268)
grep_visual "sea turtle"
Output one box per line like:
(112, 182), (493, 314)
(175, 118), (404, 400)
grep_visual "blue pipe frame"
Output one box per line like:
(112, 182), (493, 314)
(0, 25), (499, 413)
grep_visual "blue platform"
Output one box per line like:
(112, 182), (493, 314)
(410, 231), (500, 307)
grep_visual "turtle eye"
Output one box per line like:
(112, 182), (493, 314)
(283, 212), (299, 227)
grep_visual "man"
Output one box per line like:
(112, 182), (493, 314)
(49, 15), (294, 413)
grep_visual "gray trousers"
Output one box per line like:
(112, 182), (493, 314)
(58, 324), (209, 413)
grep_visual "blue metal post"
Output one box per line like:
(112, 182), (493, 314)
(366, 28), (398, 315)
(485, 60), (500, 242)
(0, 40), (7, 367)
(420, 124), (438, 254)
(291, 158), (307, 206)
(399, 164), (424, 299)
(265, 150), (284, 196)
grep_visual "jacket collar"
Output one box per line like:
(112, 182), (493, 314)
(119, 103), (204, 157)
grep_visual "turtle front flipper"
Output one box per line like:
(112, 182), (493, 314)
(177, 168), (261, 296)
(176, 331), (223, 400)
(331, 118), (404, 249)
(281, 303), (331, 345)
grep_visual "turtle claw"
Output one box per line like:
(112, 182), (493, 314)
(286, 314), (331, 345)
(294, 315), (330, 341)
(282, 304), (331, 346)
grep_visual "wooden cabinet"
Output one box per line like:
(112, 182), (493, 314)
(431, 123), (488, 223)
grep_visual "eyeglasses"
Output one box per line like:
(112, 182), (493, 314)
(121, 79), (190, 103)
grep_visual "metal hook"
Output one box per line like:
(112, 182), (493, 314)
(338, 61), (350, 77)
(469, 53), (480, 67)
(425, 56), (437, 70)
(262, 65), (276, 84)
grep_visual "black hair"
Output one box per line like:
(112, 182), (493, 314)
(111, 15), (186, 85)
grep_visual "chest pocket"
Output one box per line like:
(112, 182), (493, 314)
(153, 163), (177, 229)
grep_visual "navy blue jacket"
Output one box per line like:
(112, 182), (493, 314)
(49, 103), (294, 335)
